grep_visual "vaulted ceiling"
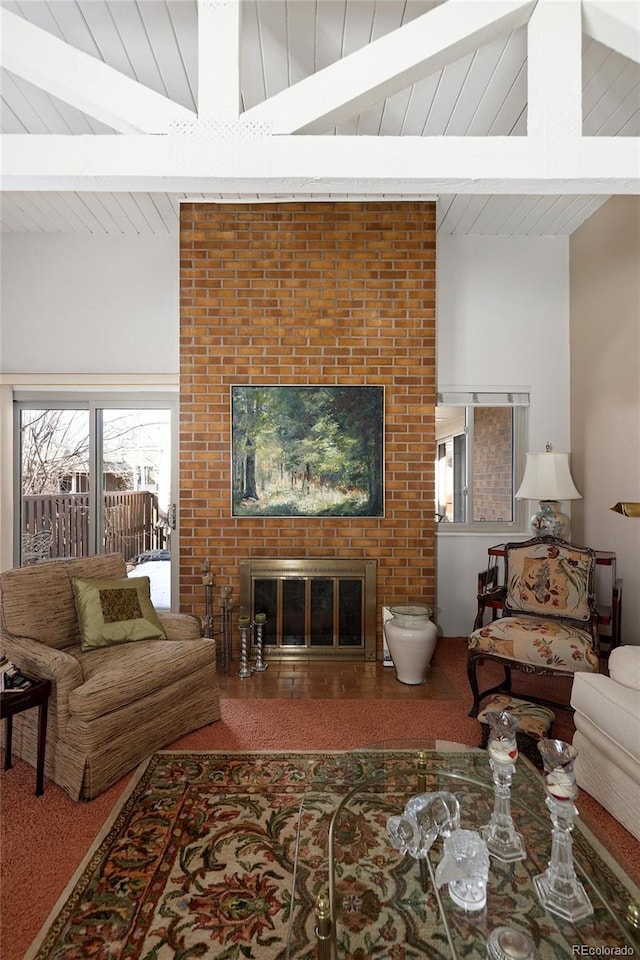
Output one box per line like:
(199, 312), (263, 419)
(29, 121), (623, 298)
(1, 0), (638, 236)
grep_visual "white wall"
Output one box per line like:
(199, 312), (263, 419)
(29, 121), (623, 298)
(0, 234), (178, 374)
(570, 196), (640, 646)
(436, 235), (571, 636)
(1, 231), (572, 636)
(0, 233), (179, 572)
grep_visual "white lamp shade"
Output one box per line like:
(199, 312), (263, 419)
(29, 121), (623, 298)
(515, 452), (582, 501)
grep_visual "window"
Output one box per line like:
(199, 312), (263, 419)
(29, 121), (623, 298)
(435, 392), (529, 533)
(14, 393), (176, 608)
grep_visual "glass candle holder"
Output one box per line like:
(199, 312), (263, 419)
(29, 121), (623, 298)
(480, 711), (526, 862)
(533, 739), (593, 922)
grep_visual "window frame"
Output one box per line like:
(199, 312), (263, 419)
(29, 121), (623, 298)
(435, 392), (529, 535)
(13, 391), (179, 603)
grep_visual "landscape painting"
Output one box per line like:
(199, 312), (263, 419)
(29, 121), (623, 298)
(232, 386), (384, 517)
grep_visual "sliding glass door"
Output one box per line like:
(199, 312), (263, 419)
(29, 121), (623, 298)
(16, 396), (175, 609)
(20, 407), (92, 559)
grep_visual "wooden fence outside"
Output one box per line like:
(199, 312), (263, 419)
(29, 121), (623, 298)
(22, 490), (166, 563)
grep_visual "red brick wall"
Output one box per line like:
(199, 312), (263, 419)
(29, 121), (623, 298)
(472, 407), (513, 521)
(179, 201), (436, 657)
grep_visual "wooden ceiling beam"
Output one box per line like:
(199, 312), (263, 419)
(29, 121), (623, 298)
(243, 0), (537, 134)
(528, 0), (582, 140)
(2, 132), (637, 194)
(582, 0), (640, 64)
(197, 0), (240, 120)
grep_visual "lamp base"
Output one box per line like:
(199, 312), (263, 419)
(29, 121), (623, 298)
(531, 501), (571, 540)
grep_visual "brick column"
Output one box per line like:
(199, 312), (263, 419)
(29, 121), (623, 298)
(179, 201), (436, 657)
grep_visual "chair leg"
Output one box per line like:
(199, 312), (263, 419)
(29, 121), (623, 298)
(467, 655), (482, 718)
(467, 655), (514, 718)
(469, 653), (575, 717)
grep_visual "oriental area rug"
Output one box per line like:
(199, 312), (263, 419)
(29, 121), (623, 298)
(25, 750), (639, 960)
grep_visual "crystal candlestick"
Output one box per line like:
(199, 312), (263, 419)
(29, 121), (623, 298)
(435, 829), (490, 912)
(533, 739), (593, 922)
(237, 616), (253, 679)
(253, 613), (268, 672)
(480, 711), (526, 862)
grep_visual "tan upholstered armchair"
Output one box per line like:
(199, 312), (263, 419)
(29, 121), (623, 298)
(0, 553), (220, 800)
(467, 536), (600, 716)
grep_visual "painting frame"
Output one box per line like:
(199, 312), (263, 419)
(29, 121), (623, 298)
(231, 385), (384, 518)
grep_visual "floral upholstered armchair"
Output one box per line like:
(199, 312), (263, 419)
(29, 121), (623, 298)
(467, 537), (600, 717)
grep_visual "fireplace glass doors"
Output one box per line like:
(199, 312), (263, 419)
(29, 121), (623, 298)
(239, 559), (377, 661)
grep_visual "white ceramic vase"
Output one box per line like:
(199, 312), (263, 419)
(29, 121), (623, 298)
(384, 603), (437, 685)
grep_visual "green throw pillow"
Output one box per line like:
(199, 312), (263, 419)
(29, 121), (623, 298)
(72, 576), (166, 651)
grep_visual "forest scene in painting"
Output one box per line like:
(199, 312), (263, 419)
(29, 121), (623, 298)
(232, 386), (384, 517)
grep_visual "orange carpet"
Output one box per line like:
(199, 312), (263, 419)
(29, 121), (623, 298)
(1, 656), (639, 960)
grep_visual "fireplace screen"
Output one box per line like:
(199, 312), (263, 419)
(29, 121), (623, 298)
(239, 558), (377, 660)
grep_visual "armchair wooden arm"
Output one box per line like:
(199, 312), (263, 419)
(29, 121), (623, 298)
(473, 566), (506, 631)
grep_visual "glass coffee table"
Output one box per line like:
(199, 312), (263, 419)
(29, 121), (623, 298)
(286, 741), (639, 959)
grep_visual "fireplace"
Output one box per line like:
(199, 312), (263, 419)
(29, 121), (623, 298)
(239, 558), (377, 661)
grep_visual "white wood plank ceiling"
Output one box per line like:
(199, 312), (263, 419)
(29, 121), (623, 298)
(1, 0), (639, 236)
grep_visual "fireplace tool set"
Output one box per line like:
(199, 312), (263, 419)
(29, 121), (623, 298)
(201, 561), (269, 678)
(201, 561), (233, 676)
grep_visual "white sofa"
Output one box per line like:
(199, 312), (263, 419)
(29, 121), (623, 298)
(571, 645), (640, 840)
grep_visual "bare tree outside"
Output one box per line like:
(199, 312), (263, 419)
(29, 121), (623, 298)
(21, 410), (89, 495)
(21, 409), (169, 497)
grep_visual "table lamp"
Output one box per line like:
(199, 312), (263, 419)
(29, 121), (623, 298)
(515, 443), (581, 540)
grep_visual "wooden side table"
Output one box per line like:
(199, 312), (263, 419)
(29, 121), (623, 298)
(1, 677), (51, 796)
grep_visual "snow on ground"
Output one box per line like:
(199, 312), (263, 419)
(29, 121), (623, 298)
(128, 559), (171, 609)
